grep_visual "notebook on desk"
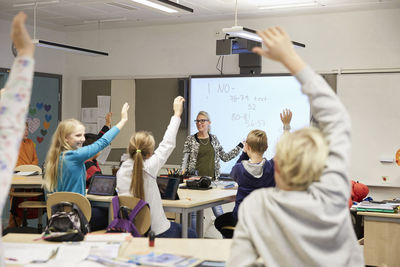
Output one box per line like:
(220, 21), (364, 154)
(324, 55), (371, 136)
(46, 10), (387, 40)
(156, 177), (180, 200)
(87, 174), (116, 196)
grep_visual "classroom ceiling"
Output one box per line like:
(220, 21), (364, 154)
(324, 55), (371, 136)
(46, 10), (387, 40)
(0, 0), (399, 32)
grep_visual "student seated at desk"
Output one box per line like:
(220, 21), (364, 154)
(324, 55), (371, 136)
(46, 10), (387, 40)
(116, 96), (197, 238)
(227, 27), (364, 266)
(43, 104), (129, 231)
(16, 122), (39, 166)
(215, 112), (291, 238)
(0, 11), (35, 265)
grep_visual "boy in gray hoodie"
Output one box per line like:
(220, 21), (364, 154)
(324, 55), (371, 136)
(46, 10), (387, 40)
(227, 27), (364, 267)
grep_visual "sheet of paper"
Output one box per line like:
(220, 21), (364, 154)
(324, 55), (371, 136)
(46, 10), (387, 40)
(96, 145), (111, 165)
(84, 123), (98, 134)
(4, 243), (58, 265)
(55, 244), (91, 263)
(89, 243), (120, 258)
(97, 96), (110, 118)
(81, 108), (98, 123)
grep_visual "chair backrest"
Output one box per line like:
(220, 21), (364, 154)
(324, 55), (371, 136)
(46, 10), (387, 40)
(15, 164), (42, 174)
(46, 192), (91, 222)
(110, 196), (151, 236)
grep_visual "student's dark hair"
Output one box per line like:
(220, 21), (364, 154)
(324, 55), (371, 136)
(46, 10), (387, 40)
(83, 133), (98, 147)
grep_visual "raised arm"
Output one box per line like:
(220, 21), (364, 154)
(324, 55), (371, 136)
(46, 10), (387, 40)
(216, 137), (243, 162)
(75, 104), (129, 161)
(0, 11), (35, 172)
(0, 13), (35, 265)
(254, 26), (351, 198)
(146, 96), (184, 177)
(105, 112), (112, 128)
(96, 112), (112, 139)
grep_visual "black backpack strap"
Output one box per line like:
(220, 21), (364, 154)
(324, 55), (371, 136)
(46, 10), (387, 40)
(111, 196), (121, 220)
(71, 203), (90, 234)
(128, 199), (148, 221)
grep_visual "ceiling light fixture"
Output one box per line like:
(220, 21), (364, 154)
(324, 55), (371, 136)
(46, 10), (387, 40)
(32, 39), (109, 56)
(27, 2), (109, 56)
(223, 0), (305, 48)
(129, 0), (193, 13)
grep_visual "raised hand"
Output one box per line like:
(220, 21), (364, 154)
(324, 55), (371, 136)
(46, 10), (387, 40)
(11, 12), (34, 57)
(252, 26), (305, 74)
(280, 109), (292, 125)
(120, 103), (129, 121)
(173, 96), (185, 117)
(115, 103), (129, 130)
(105, 112), (112, 127)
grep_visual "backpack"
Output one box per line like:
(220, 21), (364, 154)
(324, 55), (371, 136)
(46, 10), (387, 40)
(106, 196), (149, 237)
(44, 202), (90, 242)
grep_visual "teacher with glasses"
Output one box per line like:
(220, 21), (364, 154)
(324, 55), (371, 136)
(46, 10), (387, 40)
(180, 111), (243, 225)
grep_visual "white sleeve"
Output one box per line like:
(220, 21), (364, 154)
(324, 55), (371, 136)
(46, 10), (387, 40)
(145, 116), (181, 178)
(0, 56), (34, 265)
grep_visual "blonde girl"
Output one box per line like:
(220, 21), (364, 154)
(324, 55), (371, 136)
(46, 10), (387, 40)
(44, 103), (129, 230)
(117, 96), (196, 238)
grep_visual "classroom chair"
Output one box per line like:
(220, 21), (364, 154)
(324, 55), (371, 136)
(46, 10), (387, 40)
(9, 164), (46, 233)
(14, 164), (42, 173)
(110, 196), (151, 236)
(46, 192), (92, 222)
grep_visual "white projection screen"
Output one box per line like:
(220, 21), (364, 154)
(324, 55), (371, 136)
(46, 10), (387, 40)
(189, 75), (310, 175)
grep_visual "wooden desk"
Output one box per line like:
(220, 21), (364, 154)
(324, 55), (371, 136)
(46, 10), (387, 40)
(358, 211), (400, 267)
(11, 175), (43, 189)
(3, 233), (231, 266)
(87, 188), (237, 238)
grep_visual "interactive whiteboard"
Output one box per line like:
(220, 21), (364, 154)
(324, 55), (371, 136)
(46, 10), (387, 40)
(190, 75), (310, 175)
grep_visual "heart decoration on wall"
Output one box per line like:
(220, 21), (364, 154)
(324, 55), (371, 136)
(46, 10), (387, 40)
(36, 102), (43, 110)
(29, 107), (36, 116)
(45, 114), (52, 122)
(27, 117), (40, 134)
(29, 101), (53, 147)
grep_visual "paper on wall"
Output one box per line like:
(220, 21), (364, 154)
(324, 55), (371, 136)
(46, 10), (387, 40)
(97, 96), (110, 118)
(84, 123), (98, 134)
(81, 108), (98, 123)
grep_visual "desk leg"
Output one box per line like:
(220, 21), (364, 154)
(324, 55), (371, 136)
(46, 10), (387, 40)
(181, 210), (188, 238)
(196, 210), (204, 238)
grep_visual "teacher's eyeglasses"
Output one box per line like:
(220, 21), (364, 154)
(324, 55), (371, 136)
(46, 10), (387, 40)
(194, 119), (209, 124)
